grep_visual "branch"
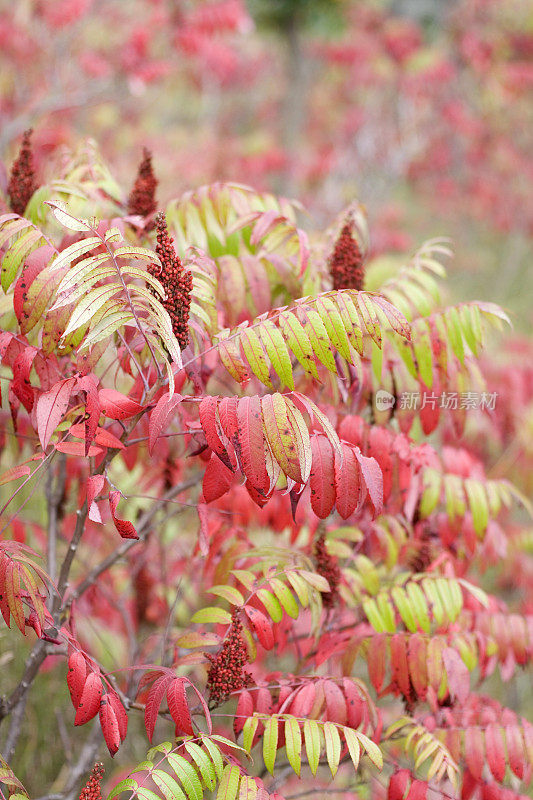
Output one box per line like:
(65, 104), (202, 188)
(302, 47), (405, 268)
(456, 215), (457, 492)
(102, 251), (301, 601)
(63, 474), (200, 612)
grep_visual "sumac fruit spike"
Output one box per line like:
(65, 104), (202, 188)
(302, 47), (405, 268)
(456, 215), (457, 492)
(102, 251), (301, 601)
(79, 762), (104, 800)
(128, 147), (157, 218)
(328, 220), (365, 291)
(8, 129), (38, 216)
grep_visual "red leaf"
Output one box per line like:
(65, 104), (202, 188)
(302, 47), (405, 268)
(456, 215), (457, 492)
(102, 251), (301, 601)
(74, 672), (102, 725)
(464, 726), (485, 782)
(442, 647), (469, 705)
(100, 694), (121, 756)
(335, 442), (363, 519)
(167, 677), (194, 736)
(388, 770), (411, 800)
(77, 373), (100, 455)
(323, 679), (347, 725)
(237, 395), (268, 493)
(290, 683), (316, 717)
(107, 692), (128, 741)
(367, 634), (387, 693)
(504, 725), (525, 779)
(342, 678), (364, 729)
(484, 724), (507, 783)
(407, 780), (427, 800)
(55, 441), (104, 457)
(202, 453), (234, 503)
(407, 633), (428, 701)
(218, 396), (240, 468)
(234, 690), (254, 736)
(390, 634), (410, 697)
(14, 246), (55, 324)
(70, 423), (124, 450)
(36, 378), (75, 450)
(109, 491), (138, 539)
(244, 606), (274, 650)
(148, 392), (182, 455)
(12, 347), (38, 412)
(144, 674), (172, 742)
(98, 388), (144, 420)
(67, 651), (87, 709)
(199, 395), (233, 469)
(354, 449), (383, 517)
(309, 435), (336, 519)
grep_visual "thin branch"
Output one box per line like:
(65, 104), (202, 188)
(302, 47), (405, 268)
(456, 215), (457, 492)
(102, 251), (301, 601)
(63, 474), (200, 612)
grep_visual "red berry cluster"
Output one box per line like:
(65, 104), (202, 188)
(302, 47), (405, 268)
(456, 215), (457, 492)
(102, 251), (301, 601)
(148, 212), (193, 350)
(328, 221), (365, 291)
(79, 763), (104, 800)
(205, 610), (252, 707)
(8, 129), (37, 216)
(314, 534), (341, 609)
(128, 147), (157, 217)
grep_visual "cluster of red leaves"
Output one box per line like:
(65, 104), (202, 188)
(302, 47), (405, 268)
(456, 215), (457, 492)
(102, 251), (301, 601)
(148, 212), (193, 350)
(206, 609), (252, 707)
(139, 670), (211, 742)
(313, 533), (341, 609)
(388, 769), (428, 800)
(7, 129), (37, 216)
(128, 147), (157, 218)
(235, 676), (379, 742)
(328, 221), (365, 291)
(67, 651), (127, 756)
(79, 763), (104, 800)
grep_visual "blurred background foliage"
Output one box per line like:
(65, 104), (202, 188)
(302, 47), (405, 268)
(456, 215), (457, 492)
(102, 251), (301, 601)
(0, 0), (532, 326)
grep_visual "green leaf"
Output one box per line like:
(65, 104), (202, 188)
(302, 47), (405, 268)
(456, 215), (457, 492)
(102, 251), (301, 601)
(406, 581), (431, 633)
(316, 296), (352, 360)
(362, 597), (388, 633)
(137, 790), (162, 800)
(257, 319), (294, 390)
(263, 716), (279, 774)
(283, 716), (302, 776)
(256, 588), (283, 622)
(303, 719), (321, 776)
(324, 721), (342, 777)
(278, 310), (319, 379)
(357, 731), (383, 769)
(286, 571), (309, 607)
(46, 200), (93, 232)
(191, 607), (232, 625)
(240, 326), (273, 388)
(151, 769), (187, 800)
(464, 479), (489, 536)
(201, 737), (224, 781)
(166, 754), (202, 800)
(62, 283), (122, 336)
(184, 742), (217, 791)
(207, 585), (245, 606)
(1, 227), (44, 291)
(391, 586), (418, 633)
(300, 307), (336, 372)
(419, 468), (443, 517)
(444, 306), (465, 364)
(343, 728), (361, 772)
(269, 578), (299, 619)
(242, 716), (259, 752)
(216, 765), (240, 800)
